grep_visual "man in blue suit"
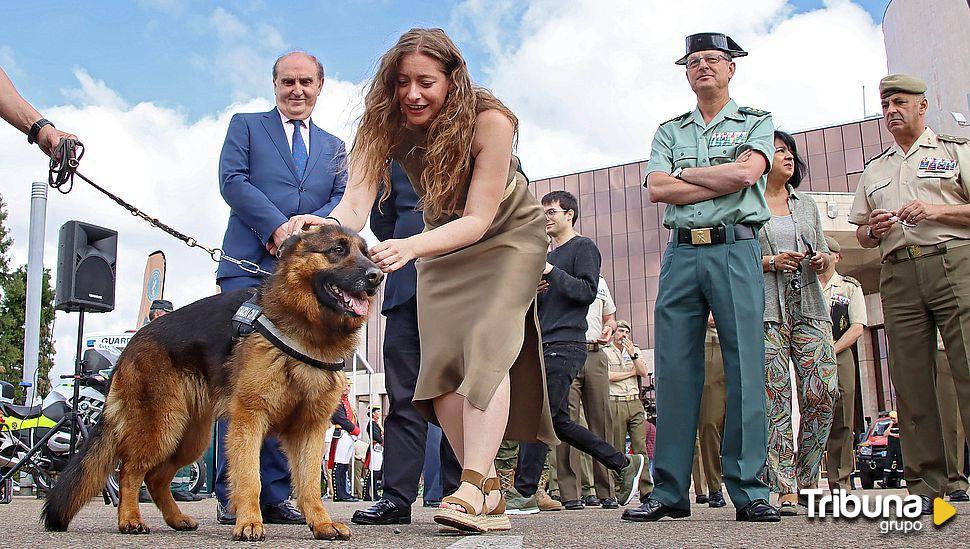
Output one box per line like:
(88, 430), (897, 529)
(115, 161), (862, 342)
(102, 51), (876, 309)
(351, 162), (460, 525)
(214, 51), (347, 525)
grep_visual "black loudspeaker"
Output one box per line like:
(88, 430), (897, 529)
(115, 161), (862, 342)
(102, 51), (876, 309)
(55, 221), (117, 313)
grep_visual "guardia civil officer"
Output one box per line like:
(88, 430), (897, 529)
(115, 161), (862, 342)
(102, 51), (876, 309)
(849, 74), (970, 515)
(623, 33), (779, 522)
(818, 236), (867, 493)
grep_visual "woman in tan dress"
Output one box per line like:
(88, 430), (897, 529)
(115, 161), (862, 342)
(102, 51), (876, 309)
(290, 28), (555, 533)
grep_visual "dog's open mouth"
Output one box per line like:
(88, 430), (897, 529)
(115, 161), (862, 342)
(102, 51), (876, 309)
(324, 283), (370, 317)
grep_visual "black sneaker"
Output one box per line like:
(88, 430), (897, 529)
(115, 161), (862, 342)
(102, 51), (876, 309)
(949, 490), (970, 502)
(138, 486), (152, 503)
(695, 494), (709, 504)
(216, 500), (236, 525)
(708, 490), (726, 508)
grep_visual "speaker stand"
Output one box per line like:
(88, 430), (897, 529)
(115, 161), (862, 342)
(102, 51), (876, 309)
(68, 309), (85, 456)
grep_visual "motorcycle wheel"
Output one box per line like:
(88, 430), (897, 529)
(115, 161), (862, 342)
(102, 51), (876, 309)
(33, 469), (56, 494)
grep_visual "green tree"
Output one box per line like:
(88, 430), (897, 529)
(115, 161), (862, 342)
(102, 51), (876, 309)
(0, 194), (56, 401)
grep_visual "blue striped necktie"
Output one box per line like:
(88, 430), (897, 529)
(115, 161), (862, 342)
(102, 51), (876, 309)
(290, 119), (308, 177)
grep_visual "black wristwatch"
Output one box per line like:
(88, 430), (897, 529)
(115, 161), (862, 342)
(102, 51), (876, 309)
(27, 118), (54, 145)
(631, 353), (640, 360)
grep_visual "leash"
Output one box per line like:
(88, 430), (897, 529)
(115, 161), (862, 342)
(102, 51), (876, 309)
(47, 139), (273, 277)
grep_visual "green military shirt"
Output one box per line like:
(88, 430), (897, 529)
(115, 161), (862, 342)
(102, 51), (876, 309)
(645, 99), (774, 229)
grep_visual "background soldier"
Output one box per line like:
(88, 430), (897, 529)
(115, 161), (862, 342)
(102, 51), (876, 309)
(691, 316), (726, 508)
(849, 74), (970, 514)
(625, 32), (778, 523)
(934, 336), (970, 502)
(819, 236), (867, 493)
(606, 321), (655, 504)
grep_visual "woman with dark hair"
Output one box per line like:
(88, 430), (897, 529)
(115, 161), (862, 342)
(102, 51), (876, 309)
(290, 28), (555, 533)
(758, 130), (838, 515)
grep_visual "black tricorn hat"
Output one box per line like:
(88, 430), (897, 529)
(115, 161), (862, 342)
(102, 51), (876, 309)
(676, 32), (748, 65)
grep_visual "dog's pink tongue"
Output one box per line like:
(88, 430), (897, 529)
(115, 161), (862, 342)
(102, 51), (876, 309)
(350, 296), (369, 316)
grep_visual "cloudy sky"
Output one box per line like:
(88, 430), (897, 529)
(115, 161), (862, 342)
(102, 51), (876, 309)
(0, 0), (890, 382)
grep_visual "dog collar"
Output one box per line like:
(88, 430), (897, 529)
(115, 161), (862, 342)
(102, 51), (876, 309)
(232, 293), (346, 372)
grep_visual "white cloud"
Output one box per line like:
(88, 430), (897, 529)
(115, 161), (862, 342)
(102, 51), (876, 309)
(61, 69), (130, 110)
(207, 7), (287, 102)
(452, 0), (888, 178)
(0, 72), (364, 387)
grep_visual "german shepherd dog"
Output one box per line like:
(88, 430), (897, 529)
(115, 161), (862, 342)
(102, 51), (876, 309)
(42, 225), (383, 542)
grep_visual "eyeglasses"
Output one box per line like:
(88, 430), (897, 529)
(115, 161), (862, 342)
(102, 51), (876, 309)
(686, 54), (731, 70)
(543, 208), (569, 218)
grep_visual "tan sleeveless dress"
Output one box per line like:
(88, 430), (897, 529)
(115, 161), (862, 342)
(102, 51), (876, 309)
(393, 127), (557, 445)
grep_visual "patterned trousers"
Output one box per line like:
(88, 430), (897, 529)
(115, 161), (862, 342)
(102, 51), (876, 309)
(763, 291), (838, 495)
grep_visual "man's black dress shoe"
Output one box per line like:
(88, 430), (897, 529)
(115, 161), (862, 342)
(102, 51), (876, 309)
(582, 495), (601, 507)
(261, 500), (306, 524)
(564, 499), (585, 510)
(621, 498), (690, 522)
(352, 498), (412, 525)
(949, 489), (970, 502)
(138, 486), (152, 503)
(216, 500), (236, 525)
(735, 499), (781, 522)
(695, 493), (709, 504)
(708, 490), (726, 508)
(919, 495), (933, 515)
(600, 498), (619, 509)
(172, 489), (200, 502)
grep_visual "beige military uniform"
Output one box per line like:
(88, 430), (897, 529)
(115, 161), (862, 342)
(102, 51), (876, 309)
(822, 272), (867, 490)
(691, 324), (726, 496)
(848, 127), (970, 498)
(605, 342), (654, 497)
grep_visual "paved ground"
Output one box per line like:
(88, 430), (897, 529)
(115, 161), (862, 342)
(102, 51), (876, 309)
(2, 491), (967, 548)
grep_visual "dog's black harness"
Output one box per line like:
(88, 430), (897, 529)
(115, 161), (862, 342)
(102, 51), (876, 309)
(232, 291), (345, 372)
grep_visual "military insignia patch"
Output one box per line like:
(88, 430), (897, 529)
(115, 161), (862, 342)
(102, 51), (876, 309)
(709, 131), (748, 147)
(917, 156), (958, 177)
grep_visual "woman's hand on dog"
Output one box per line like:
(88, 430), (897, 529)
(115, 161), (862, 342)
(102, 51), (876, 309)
(370, 238), (417, 273)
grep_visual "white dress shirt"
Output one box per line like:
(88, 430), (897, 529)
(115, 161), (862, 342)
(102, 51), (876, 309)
(278, 109), (312, 153)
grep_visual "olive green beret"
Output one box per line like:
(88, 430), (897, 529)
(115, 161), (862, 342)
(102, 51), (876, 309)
(879, 74), (927, 99)
(616, 320), (631, 332)
(825, 236), (840, 253)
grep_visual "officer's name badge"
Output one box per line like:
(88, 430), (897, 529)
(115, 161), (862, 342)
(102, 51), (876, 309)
(709, 131), (748, 147)
(918, 156), (957, 176)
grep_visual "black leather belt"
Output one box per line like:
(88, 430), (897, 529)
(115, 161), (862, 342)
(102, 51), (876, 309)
(670, 224), (757, 246)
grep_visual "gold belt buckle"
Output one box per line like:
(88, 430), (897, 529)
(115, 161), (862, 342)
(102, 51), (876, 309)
(906, 244), (923, 258)
(690, 228), (712, 245)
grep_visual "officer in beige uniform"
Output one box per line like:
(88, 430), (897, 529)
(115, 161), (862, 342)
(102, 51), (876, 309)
(691, 317), (727, 507)
(561, 276), (619, 508)
(606, 321), (654, 502)
(934, 333), (970, 502)
(819, 236), (868, 492)
(849, 73), (970, 513)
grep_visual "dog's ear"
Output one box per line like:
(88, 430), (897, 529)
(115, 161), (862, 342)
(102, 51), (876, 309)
(277, 233), (303, 259)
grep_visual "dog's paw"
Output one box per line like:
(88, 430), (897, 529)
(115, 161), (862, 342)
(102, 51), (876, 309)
(166, 514), (199, 531)
(310, 521), (351, 541)
(232, 521), (265, 542)
(118, 519), (151, 535)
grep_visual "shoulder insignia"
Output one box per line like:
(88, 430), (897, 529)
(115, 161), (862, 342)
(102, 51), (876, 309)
(939, 134), (969, 144)
(842, 275), (862, 288)
(738, 106), (770, 117)
(865, 146), (893, 166)
(661, 111), (691, 126)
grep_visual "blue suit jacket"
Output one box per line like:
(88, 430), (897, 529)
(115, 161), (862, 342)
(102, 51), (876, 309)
(370, 162), (424, 315)
(217, 107), (347, 279)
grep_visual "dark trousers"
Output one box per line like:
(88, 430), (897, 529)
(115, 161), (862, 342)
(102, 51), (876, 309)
(516, 341), (626, 497)
(381, 298), (460, 508)
(214, 275), (292, 506)
(334, 463), (353, 500)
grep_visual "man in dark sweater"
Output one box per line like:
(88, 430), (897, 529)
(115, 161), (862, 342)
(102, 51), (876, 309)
(512, 191), (646, 509)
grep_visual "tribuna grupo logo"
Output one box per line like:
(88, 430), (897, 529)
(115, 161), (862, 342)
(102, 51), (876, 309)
(802, 489), (956, 534)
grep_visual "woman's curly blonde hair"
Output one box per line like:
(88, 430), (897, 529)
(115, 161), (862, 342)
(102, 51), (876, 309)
(350, 27), (518, 219)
